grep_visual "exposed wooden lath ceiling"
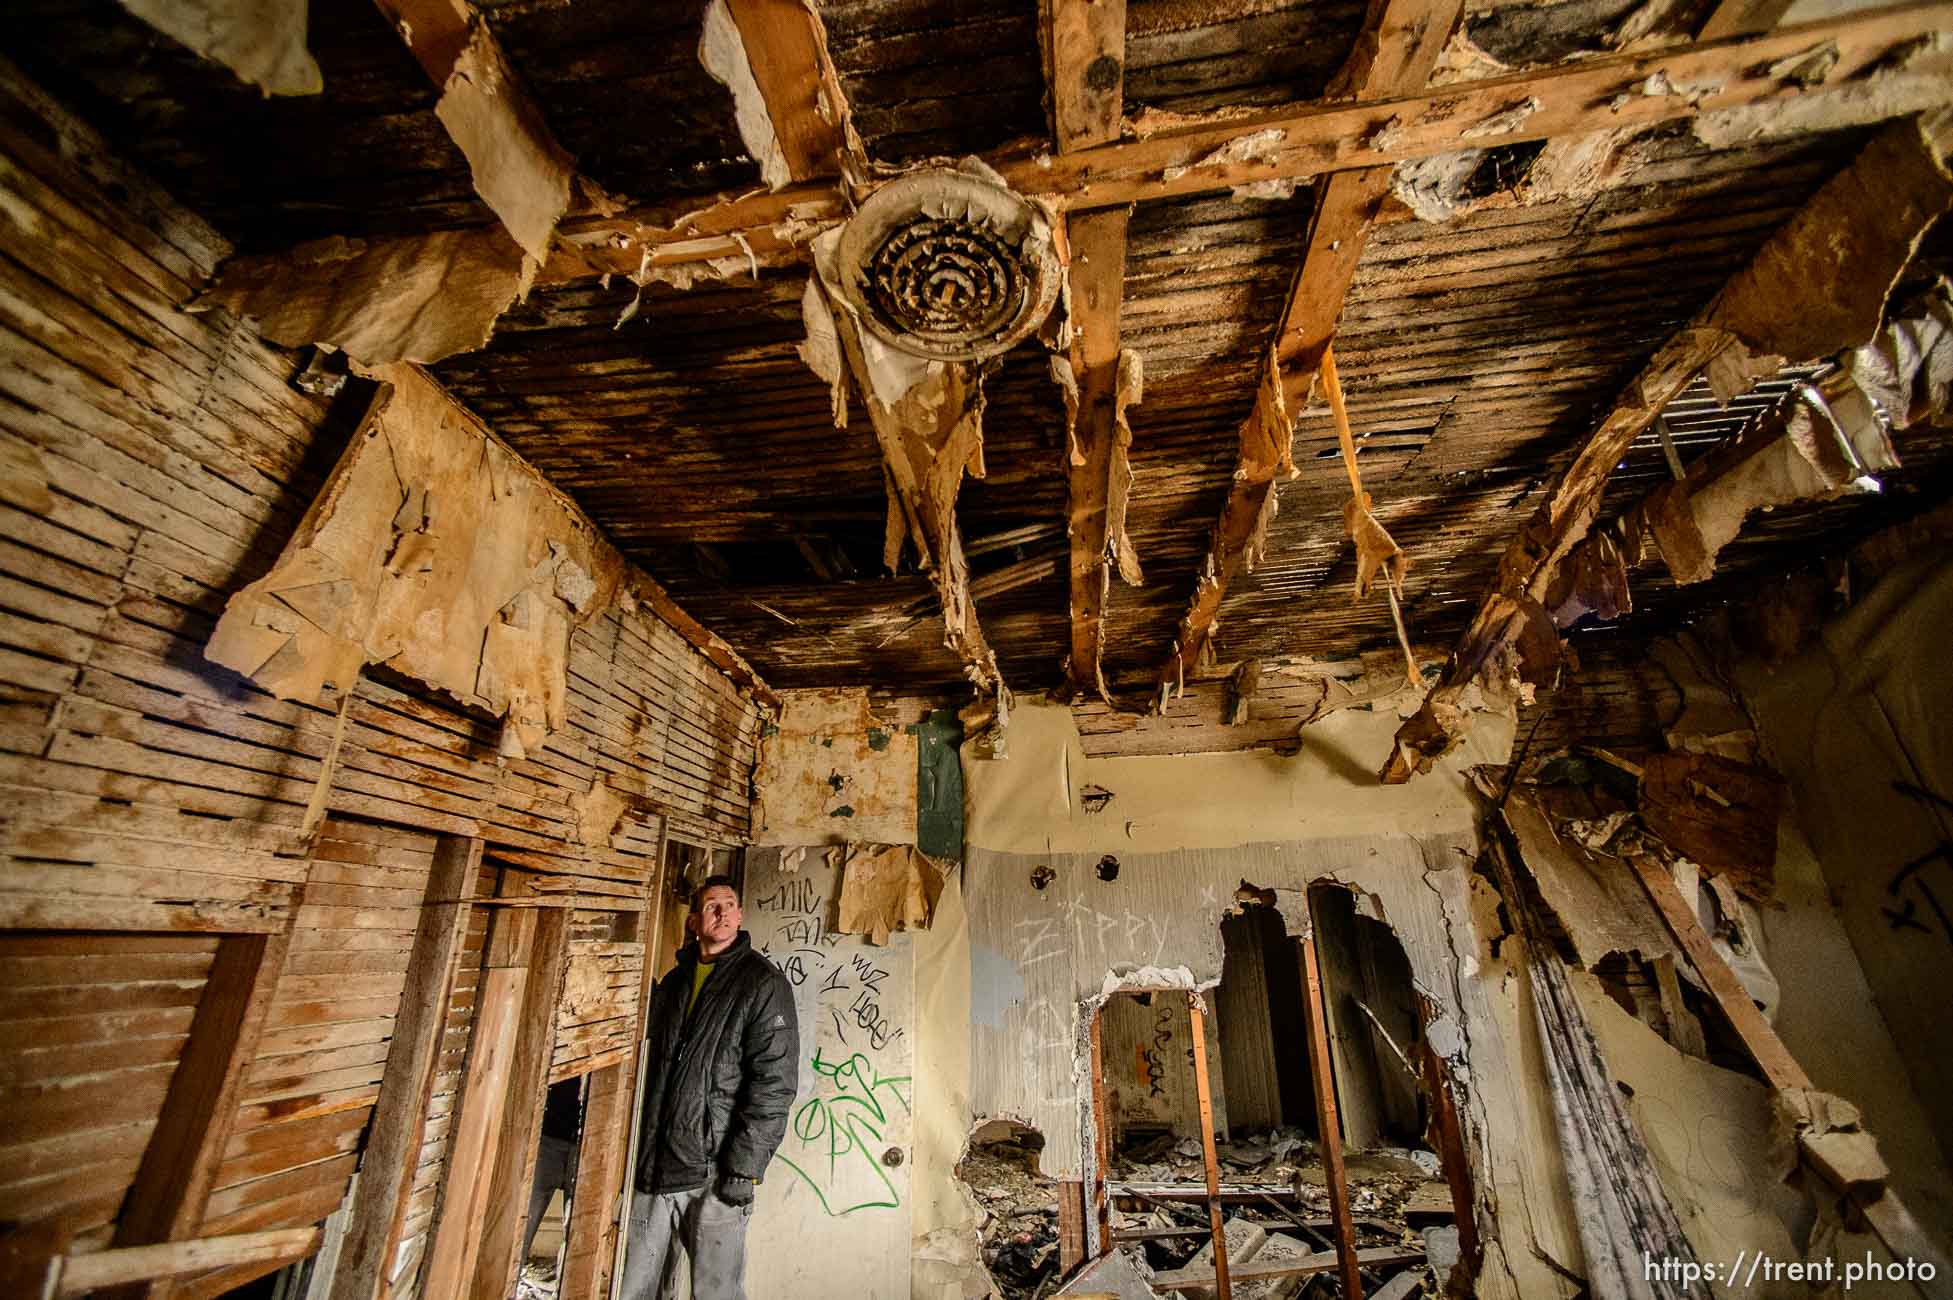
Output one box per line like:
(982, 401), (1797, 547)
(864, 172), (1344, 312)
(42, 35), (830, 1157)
(10, 0), (1952, 703)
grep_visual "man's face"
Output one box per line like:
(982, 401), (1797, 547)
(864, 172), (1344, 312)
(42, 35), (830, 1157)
(689, 884), (742, 955)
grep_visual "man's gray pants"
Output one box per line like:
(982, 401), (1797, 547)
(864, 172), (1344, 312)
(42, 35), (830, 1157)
(620, 1186), (750, 1300)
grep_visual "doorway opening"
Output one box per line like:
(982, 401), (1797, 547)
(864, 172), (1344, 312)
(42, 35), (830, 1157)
(516, 1076), (587, 1299)
(1090, 885), (1478, 1295)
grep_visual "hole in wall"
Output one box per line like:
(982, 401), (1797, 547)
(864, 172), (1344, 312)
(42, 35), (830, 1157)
(1096, 855), (1120, 882)
(1030, 866), (1055, 891)
(957, 1120), (1055, 1300)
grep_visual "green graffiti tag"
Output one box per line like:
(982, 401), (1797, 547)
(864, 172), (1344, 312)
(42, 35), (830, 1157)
(776, 1049), (912, 1216)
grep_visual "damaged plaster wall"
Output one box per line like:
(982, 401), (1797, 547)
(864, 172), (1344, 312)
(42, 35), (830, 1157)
(753, 687), (920, 846)
(1760, 817), (1953, 1237)
(1738, 552), (1953, 1193)
(928, 699), (1598, 1300)
(1568, 967), (1811, 1294)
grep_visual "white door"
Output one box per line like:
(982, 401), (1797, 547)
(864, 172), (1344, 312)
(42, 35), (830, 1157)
(745, 850), (915, 1300)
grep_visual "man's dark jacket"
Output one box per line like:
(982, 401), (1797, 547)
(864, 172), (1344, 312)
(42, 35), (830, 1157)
(635, 930), (798, 1194)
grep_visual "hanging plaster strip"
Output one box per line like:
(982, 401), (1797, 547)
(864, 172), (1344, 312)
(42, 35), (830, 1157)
(700, 0), (793, 191)
(435, 22), (574, 264)
(121, 0), (321, 95)
(797, 276), (849, 426)
(1106, 349), (1145, 587)
(800, 234), (1006, 691)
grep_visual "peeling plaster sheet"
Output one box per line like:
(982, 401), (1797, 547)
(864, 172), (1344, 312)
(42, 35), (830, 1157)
(836, 842), (947, 944)
(199, 227), (535, 366)
(1568, 969), (1817, 1293)
(436, 24), (574, 263)
(1505, 790), (1681, 970)
(700, 0), (791, 190)
(754, 688), (919, 846)
(121, 0), (321, 96)
(204, 365), (622, 757)
(1713, 118), (1953, 362)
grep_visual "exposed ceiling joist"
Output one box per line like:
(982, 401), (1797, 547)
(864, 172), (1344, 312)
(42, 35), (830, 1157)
(373, 0), (574, 264)
(1152, 0), (1464, 699)
(1057, 208), (1135, 699)
(722, 0), (862, 186)
(1528, 0), (1787, 209)
(1042, 0), (1136, 699)
(1697, 0), (1797, 40)
(1041, 0), (1127, 152)
(1381, 113), (1953, 783)
(1002, 5), (1953, 210)
(545, 4), (1953, 283)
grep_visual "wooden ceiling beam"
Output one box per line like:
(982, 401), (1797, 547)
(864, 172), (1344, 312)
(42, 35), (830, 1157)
(1380, 113), (1953, 783)
(1042, 0), (1127, 152)
(722, 0), (862, 185)
(997, 5), (1953, 209)
(1151, 0), (1463, 700)
(543, 4), (1953, 283)
(1042, 0), (1135, 698)
(1697, 0), (1797, 40)
(1527, 0), (1786, 212)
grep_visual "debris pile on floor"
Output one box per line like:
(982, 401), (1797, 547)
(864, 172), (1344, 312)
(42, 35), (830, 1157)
(1111, 1129), (1445, 1222)
(1102, 1130), (1454, 1296)
(515, 1258), (560, 1300)
(961, 1127), (1062, 1299)
(960, 1125), (1457, 1296)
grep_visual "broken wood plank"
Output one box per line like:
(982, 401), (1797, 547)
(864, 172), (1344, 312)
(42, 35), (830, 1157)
(1152, 0), (1461, 695)
(724, 0), (861, 186)
(471, 905), (571, 1298)
(1624, 852), (1807, 1093)
(1058, 1181), (1086, 1273)
(1625, 850), (1953, 1295)
(1698, 0), (1796, 40)
(1416, 1038), (1481, 1278)
(1299, 929), (1365, 1299)
(55, 1229), (319, 1298)
(107, 926), (293, 1300)
(421, 959), (525, 1299)
(326, 835), (479, 1300)
(1185, 992), (1231, 1300)
(824, 303), (1006, 694)
(1383, 114), (1953, 782)
(1152, 1246), (1426, 1293)
(1007, 7), (1953, 211)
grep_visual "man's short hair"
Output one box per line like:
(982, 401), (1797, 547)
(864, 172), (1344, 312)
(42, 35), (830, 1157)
(689, 874), (740, 913)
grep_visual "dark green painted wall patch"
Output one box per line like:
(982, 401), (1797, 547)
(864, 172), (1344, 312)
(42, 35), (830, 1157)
(909, 708), (965, 861)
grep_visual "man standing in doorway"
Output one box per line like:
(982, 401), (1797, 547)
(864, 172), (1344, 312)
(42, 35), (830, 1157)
(623, 875), (798, 1300)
